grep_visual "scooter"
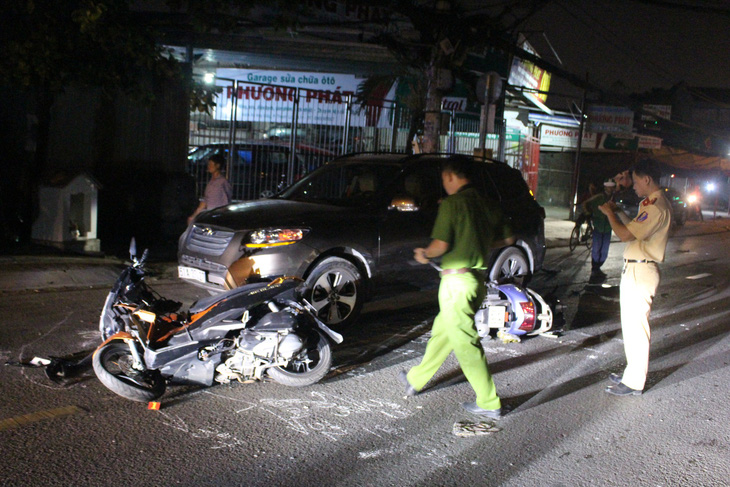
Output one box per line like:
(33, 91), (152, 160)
(427, 261), (555, 341)
(93, 239), (343, 402)
(474, 281), (555, 341)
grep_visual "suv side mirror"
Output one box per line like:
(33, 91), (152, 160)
(389, 195), (420, 212)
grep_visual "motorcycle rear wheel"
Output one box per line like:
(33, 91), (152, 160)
(267, 331), (332, 387)
(93, 342), (166, 402)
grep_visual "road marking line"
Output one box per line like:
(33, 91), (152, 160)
(0, 405), (84, 432)
(686, 273), (712, 280)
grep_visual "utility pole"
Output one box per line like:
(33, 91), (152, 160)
(477, 72), (501, 159)
(569, 75), (588, 221)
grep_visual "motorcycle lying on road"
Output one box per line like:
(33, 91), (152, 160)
(426, 262), (556, 341)
(94, 239), (343, 402)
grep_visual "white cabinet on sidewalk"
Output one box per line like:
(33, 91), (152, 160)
(31, 172), (101, 253)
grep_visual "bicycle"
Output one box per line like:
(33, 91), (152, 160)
(569, 213), (593, 251)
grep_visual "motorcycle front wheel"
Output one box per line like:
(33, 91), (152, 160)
(267, 330), (332, 387)
(92, 342), (166, 402)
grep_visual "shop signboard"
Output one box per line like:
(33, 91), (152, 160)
(441, 97), (468, 112)
(586, 105), (634, 134)
(539, 124), (597, 148)
(211, 68), (395, 127)
(641, 104), (672, 121)
(638, 134), (663, 149)
(507, 37), (552, 109)
(596, 133), (638, 150)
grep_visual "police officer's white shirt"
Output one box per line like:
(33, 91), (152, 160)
(623, 189), (671, 262)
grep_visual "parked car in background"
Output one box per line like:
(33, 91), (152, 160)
(188, 142), (335, 200)
(178, 153), (546, 328)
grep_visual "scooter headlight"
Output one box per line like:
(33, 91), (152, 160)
(245, 228), (310, 248)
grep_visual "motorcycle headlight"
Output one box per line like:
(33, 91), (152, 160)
(245, 228), (310, 248)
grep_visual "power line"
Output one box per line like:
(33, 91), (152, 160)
(556, 0), (678, 87)
(558, 0), (730, 110)
(627, 0), (730, 16)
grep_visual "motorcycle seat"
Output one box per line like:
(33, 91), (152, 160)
(189, 282), (270, 314)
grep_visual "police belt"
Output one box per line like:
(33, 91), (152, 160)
(624, 259), (656, 264)
(439, 267), (483, 277)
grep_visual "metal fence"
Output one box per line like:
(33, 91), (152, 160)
(188, 77), (537, 201)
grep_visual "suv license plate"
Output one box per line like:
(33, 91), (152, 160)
(178, 266), (206, 284)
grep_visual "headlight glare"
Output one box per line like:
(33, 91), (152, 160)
(246, 228), (309, 247)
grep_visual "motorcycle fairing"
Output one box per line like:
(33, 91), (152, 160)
(156, 350), (217, 386)
(95, 331), (135, 352)
(183, 279), (300, 333)
(188, 279), (299, 314)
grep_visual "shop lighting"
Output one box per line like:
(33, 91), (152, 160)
(706, 182), (716, 192)
(203, 72), (215, 84)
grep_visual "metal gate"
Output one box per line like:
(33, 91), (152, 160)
(188, 78), (413, 201)
(188, 77), (540, 200)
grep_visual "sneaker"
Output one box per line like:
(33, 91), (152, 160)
(608, 373), (621, 384)
(398, 370), (418, 396)
(461, 402), (502, 419)
(605, 382), (642, 396)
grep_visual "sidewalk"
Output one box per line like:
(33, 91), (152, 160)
(543, 205), (574, 248)
(1, 207), (728, 293)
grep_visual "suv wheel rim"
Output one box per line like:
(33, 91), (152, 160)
(502, 257), (527, 279)
(310, 269), (358, 324)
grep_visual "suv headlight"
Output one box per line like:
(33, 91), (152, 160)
(245, 228), (310, 248)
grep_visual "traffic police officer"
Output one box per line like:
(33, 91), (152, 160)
(598, 160), (671, 396)
(399, 155), (512, 418)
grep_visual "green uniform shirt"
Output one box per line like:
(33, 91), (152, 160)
(584, 193), (612, 233)
(431, 185), (510, 270)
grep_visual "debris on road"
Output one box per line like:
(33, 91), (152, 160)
(452, 421), (502, 437)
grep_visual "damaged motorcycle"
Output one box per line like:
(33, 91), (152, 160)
(94, 239), (343, 402)
(427, 262), (556, 341)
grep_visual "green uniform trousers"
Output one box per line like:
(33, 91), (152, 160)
(406, 272), (501, 410)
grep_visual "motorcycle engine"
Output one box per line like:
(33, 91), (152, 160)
(239, 329), (304, 359)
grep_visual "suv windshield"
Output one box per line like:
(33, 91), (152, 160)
(279, 162), (402, 206)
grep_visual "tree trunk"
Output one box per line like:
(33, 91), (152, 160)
(421, 66), (443, 153)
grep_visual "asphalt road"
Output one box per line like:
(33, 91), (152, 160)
(2, 218), (730, 486)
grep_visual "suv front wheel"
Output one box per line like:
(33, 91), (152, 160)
(489, 247), (530, 283)
(305, 257), (364, 328)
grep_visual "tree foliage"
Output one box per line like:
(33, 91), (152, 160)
(0, 0), (181, 100)
(337, 0), (550, 151)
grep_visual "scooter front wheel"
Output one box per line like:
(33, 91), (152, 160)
(93, 342), (165, 402)
(268, 330), (332, 387)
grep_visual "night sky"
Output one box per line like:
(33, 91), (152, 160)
(518, 0), (730, 110)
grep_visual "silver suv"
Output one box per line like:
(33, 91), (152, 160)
(178, 153), (546, 328)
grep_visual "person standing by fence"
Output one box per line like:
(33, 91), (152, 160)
(188, 154), (232, 225)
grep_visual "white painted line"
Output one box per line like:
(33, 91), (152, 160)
(686, 273), (712, 280)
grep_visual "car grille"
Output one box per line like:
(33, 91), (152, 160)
(187, 225), (235, 256)
(179, 254), (228, 273)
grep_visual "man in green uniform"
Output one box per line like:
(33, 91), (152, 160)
(598, 160), (671, 396)
(398, 155), (512, 418)
(583, 179), (616, 278)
